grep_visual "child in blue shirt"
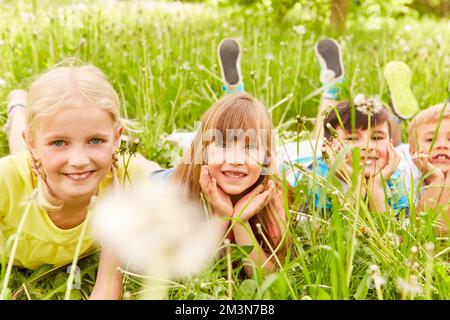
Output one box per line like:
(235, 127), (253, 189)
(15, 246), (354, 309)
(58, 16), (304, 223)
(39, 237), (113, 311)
(307, 96), (409, 216)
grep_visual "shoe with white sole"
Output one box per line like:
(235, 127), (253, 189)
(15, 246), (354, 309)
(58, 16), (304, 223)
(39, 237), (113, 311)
(218, 38), (244, 94)
(384, 61), (419, 119)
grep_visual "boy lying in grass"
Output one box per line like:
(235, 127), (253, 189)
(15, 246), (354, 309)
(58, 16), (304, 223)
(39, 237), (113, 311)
(308, 96), (409, 216)
(408, 102), (450, 235)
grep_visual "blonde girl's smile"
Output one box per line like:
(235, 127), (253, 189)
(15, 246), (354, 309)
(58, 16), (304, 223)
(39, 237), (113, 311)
(27, 105), (121, 203)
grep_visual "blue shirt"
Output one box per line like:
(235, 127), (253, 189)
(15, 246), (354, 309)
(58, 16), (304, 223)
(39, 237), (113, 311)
(149, 168), (175, 180)
(306, 158), (410, 215)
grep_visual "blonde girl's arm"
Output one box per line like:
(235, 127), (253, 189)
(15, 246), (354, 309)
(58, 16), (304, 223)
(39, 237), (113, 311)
(89, 248), (123, 300)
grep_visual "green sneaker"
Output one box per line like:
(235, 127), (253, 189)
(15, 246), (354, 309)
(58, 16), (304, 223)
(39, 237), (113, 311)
(383, 61), (419, 119)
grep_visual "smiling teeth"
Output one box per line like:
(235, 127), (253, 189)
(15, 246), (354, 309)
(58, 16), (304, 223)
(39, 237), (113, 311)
(65, 172), (92, 180)
(224, 171), (246, 178)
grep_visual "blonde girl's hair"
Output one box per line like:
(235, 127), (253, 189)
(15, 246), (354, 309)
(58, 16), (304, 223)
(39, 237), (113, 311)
(25, 62), (132, 211)
(408, 102), (450, 153)
(173, 92), (289, 258)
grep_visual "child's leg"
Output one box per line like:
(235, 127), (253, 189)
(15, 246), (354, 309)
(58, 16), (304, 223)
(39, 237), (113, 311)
(4, 90), (27, 155)
(218, 38), (244, 94)
(312, 38), (345, 144)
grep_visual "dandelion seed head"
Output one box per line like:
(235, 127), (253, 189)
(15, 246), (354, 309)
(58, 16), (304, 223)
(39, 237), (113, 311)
(92, 180), (222, 278)
(265, 53), (274, 61)
(293, 25), (306, 35)
(397, 276), (422, 296)
(424, 242), (434, 252)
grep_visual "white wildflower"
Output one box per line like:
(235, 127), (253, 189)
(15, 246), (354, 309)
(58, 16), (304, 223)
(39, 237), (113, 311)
(404, 24), (412, 32)
(293, 25), (306, 35)
(424, 242), (434, 252)
(418, 48), (428, 58)
(410, 246), (418, 254)
(0, 78), (6, 88)
(353, 94), (366, 106)
(265, 53), (274, 61)
(92, 180), (222, 279)
(181, 62), (191, 71)
(397, 276), (422, 296)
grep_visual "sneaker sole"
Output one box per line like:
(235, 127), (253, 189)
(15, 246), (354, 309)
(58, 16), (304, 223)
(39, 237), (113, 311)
(218, 38), (241, 86)
(384, 61), (419, 120)
(315, 38), (344, 80)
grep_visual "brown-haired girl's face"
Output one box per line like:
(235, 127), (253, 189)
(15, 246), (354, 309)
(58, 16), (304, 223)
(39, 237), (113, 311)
(205, 129), (266, 195)
(334, 122), (391, 177)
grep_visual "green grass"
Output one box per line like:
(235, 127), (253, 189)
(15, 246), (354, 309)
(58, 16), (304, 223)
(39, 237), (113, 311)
(0, 0), (449, 300)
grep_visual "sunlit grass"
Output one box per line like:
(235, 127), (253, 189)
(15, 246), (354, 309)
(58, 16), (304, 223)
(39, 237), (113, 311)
(0, 0), (448, 300)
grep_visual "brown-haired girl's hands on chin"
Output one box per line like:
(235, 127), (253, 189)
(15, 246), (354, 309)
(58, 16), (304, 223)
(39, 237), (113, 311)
(411, 148), (445, 186)
(199, 165), (234, 218)
(233, 180), (275, 223)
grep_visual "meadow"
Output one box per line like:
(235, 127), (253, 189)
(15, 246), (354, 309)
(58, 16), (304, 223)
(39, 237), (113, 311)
(0, 0), (449, 300)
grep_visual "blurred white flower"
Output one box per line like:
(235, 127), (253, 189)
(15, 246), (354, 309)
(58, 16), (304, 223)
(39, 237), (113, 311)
(181, 61), (191, 71)
(0, 78), (6, 88)
(92, 179), (222, 279)
(265, 53), (274, 61)
(397, 276), (422, 297)
(293, 25), (306, 35)
(353, 93), (366, 106)
(418, 48), (428, 58)
(404, 24), (412, 32)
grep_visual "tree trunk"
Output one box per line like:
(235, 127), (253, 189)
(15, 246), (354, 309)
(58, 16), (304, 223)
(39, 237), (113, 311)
(330, 0), (349, 30)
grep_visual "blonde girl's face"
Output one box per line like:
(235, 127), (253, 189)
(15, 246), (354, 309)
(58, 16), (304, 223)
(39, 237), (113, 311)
(334, 122), (390, 177)
(28, 106), (121, 205)
(205, 132), (266, 195)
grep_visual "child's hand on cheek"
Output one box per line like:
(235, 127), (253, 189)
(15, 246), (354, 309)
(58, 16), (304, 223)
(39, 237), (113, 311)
(412, 148), (445, 185)
(233, 180), (275, 223)
(199, 165), (233, 218)
(375, 142), (400, 185)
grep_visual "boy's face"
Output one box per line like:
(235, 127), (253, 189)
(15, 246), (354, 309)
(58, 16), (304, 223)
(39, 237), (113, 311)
(414, 119), (450, 174)
(333, 122), (391, 177)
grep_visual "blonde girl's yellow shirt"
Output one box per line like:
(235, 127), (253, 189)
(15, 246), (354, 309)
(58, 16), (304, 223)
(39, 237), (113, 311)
(0, 150), (144, 270)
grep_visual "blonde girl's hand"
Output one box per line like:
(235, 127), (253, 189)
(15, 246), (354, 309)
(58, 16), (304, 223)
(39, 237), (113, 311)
(411, 148), (445, 185)
(233, 180), (275, 223)
(199, 165), (233, 218)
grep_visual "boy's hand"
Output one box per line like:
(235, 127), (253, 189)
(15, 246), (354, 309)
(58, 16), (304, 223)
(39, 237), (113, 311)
(324, 143), (354, 183)
(199, 165), (233, 218)
(233, 180), (275, 223)
(411, 149), (445, 185)
(373, 142), (400, 186)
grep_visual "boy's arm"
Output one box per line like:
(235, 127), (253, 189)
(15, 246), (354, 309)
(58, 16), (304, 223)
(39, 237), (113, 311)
(434, 174), (450, 235)
(89, 248), (123, 300)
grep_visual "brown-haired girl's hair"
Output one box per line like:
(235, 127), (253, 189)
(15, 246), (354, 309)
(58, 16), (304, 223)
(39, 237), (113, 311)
(172, 93), (290, 259)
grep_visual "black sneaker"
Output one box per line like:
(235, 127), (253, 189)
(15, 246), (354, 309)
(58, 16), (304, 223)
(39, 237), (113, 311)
(315, 38), (344, 84)
(217, 38), (244, 93)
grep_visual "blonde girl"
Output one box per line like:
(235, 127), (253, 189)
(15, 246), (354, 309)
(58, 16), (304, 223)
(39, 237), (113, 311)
(170, 93), (289, 277)
(1, 63), (158, 299)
